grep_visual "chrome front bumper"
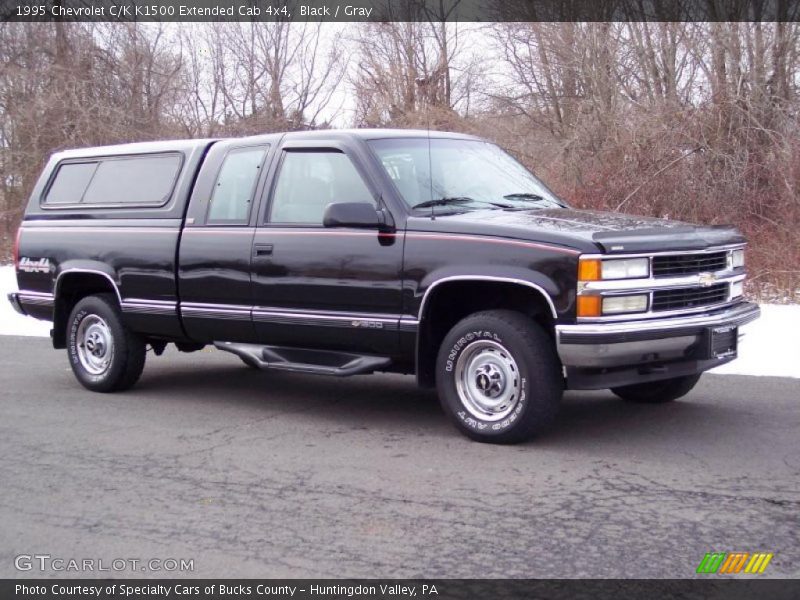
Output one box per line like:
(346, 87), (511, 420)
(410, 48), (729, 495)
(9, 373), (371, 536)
(556, 301), (760, 368)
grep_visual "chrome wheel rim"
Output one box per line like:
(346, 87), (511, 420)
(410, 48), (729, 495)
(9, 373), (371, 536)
(454, 340), (521, 421)
(76, 315), (114, 376)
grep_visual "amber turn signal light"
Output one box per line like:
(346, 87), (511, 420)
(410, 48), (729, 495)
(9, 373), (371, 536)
(577, 295), (602, 317)
(578, 258), (601, 281)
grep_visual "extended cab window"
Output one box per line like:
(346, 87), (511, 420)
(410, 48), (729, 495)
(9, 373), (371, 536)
(269, 151), (374, 225)
(44, 154), (182, 207)
(44, 162), (98, 204)
(207, 146), (267, 224)
(83, 155), (181, 205)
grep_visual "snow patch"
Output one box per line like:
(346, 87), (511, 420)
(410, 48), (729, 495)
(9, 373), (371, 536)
(710, 304), (800, 379)
(0, 266), (797, 378)
(0, 266), (56, 337)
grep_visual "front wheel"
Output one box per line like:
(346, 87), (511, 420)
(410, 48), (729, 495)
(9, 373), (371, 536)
(611, 374), (701, 404)
(436, 310), (563, 444)
(67, 294), (146, 392)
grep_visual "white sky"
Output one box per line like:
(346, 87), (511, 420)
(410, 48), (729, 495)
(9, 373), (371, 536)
(150, 21), (497, 128)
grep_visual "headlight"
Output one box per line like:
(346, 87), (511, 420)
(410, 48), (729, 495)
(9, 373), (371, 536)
(579, 257), (650, 280)
(731, 249), (745, 269)
(601, 294), (649, 315)
(602, 258), (650, 279)
(577, 294), (649, 317)
(730, 281), (744, 298)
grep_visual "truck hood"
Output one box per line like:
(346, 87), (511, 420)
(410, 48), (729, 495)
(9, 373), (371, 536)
(407, 208), (745, 253)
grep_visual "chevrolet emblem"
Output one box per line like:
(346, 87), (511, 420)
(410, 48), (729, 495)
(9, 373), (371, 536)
(698, 272), (716, 287)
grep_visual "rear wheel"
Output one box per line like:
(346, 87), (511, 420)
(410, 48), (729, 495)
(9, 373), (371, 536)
(611, 374), (701, 404)
(435, 310), (563, 444)
(67, 294), (146, 392)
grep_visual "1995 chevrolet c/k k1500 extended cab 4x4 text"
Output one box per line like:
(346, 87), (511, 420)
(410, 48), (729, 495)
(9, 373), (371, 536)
(9, 129), (760, 443)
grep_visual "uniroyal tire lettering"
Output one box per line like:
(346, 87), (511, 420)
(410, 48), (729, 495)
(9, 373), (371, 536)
(474, 387), (523, 431)
(70, 309), (110, 383)
(68, 310), (88, 366)
(447, 329), (526, 432)
(445, 330), (505, 372)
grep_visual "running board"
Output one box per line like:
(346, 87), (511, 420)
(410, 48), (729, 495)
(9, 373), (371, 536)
(214, 342), (391, 376)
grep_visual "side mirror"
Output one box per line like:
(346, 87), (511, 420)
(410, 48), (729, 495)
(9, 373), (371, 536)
(323, 202), (385, 229)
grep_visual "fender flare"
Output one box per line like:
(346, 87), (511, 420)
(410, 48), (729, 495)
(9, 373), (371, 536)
(54, 267), (122, 306)
(414, 275), (559, 387)
(418, 275), (558, 322)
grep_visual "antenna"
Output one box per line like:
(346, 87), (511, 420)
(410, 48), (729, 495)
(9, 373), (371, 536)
(416, 75), (435, 221)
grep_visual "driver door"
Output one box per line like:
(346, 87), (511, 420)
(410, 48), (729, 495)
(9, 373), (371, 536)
(250, 140), (404, 355)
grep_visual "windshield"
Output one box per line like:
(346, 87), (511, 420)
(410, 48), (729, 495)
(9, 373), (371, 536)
(367, 138), (566, 212)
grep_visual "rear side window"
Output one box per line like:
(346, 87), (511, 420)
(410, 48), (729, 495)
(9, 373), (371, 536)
(207, 146), (268, 224)
(45, 162), (98, 204)
(43, 153), (182, 207)
(83, 155), (181, 205)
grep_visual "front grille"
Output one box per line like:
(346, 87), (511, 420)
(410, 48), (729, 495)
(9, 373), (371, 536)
(651, 283), (729, 312)
(652, 251), (729, 277)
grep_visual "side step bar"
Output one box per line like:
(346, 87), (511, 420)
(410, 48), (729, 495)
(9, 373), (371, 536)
(214, 342), (391, 377)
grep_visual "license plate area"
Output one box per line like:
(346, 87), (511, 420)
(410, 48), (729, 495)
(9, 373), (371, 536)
(704, 325), (738, 359)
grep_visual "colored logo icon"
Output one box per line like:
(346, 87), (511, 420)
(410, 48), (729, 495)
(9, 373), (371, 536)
(696, 552), (774, 574)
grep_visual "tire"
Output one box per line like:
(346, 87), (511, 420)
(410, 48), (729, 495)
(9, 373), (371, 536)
(67, 294), (146, 392)
(435, 310), (563, 444)
(611, 374), (701, 404)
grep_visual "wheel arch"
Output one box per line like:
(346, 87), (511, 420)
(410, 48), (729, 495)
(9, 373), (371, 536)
(415, 276), (559, 387)
(52, 268), (121, 349)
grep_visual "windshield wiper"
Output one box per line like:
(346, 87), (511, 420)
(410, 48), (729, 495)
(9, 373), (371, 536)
(503, 193), (545, 201)
(412, 197), (512, 210)
(412, 197), (472, 209)
(503, 193), (566, 208)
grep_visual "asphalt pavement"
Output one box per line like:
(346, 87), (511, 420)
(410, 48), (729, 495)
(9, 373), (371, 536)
(0, 336), (798, 578)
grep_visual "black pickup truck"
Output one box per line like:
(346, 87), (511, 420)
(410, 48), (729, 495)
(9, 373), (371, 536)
(9, 129), (760, 443)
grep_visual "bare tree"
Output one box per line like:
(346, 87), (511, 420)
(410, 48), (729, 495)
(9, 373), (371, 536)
(350, 3), (484, 128)
(190, 20), (344, 135)
(1, 19), (800, 290)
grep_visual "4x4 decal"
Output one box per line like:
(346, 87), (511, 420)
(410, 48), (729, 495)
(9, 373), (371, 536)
(18, 257), (50, 273)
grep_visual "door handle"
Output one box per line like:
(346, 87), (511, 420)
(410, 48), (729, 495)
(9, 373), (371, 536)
(253, 243), (274, 258)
